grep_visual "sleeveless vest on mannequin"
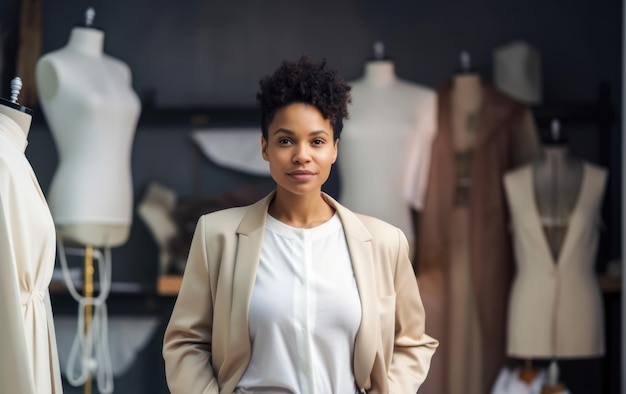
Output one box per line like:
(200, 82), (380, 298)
(504, 163), (606, 357)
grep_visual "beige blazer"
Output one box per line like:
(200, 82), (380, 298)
(163, 191), (438, 393)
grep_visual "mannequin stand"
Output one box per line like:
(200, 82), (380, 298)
(519, 358), (538, 384)
(84, 245), (93, 394)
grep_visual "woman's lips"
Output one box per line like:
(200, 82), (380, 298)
(288, 170), (315, 181)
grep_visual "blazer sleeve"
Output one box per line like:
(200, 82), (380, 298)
(388, 228), (439, 392)
(163, 218), (220, 394)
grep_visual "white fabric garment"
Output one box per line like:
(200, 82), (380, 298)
(340, 62), (437, 245)
(191, 128), (270, 176)
(491, 366), (548, 394)
(236, 213), (361, 394)
(491, 366), (572, 394)
(0, 112), (62, 393)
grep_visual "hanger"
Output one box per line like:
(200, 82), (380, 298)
(455, 50), (477, 74)
(460, 51), (471, 72)
(542, 118), (569, 146)
(77, 6), (103, 31)
(368, 40), (391, 62)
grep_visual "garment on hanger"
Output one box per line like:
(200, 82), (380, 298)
(0, 113), (62, 393)
(416, 81), (539, 394)
(503, 163), (606, 358)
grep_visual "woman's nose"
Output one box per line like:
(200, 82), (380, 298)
(292, 144), (311, 163)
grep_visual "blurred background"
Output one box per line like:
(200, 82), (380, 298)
(0, 0), (621, 393)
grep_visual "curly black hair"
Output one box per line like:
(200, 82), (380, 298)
(257, 56), (351, 140)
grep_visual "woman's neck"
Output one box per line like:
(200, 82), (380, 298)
(363, 60), (396, 86)
(67, 27), (104, 56)
(269, 191), (335, 228)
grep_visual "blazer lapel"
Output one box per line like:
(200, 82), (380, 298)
(225, 192), (274, 382)
(323, 194), (378, 388)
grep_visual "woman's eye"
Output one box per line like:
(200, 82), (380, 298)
(278, 138), (292, 145)
(312, 139), (325, 145)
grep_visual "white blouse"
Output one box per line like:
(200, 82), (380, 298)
(235, 213), (362, 394)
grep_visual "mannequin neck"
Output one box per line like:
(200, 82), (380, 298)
(451, 73), (483, 112)
(540, 145), (570, 167)
(536, 144), (585, 176)
(363, 60), (396, 86)
(67, 27), (104, 56)
(0, 104), (32, 137)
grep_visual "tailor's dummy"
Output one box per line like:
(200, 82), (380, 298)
(36, 8), (141, 248)
(339, 41), (437, 251)
(0, 77), (63, 393)
(503, 120), (606, 394)
(441, 51), (486, 394)
(418, 50), (540, 394)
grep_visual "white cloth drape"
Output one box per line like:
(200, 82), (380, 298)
(191, 128), (270, 176)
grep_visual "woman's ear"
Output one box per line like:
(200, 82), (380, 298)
(261, 136), (269, 161)
(332, 138), (339, 163)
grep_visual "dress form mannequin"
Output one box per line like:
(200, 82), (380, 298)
(36, 8), (141, 247)
(503, 119), (606, 394)
(533, 120), (580, 394)
(339, 41), (437, 252)
(418, 50), (540, 394)
(446, 51), (485, 394)
(0, 77), (62, 393)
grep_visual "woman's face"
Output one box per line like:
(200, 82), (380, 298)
(262, 103), (337, 198)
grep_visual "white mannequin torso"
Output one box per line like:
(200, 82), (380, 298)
(339, 60), (437, 246)
(36, 26), (141, 247)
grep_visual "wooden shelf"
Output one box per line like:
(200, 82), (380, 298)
(157, 275), (183, 296)
(154, 274), (621, 296)
(598, 274), (622, 294)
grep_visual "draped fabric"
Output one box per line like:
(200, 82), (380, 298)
(415, 82), (539, 394)
(0, 113), (62, 393)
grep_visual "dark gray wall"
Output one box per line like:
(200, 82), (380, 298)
(0, 0), (621, 393)
(27, 0), (621, 106)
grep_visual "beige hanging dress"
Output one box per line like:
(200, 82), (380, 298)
(0, 113), (63, 393)
(504, 163), (606, 358)
(416, 82), (539, 394)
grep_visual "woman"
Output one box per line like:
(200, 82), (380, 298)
(162, 56), (438, 394)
